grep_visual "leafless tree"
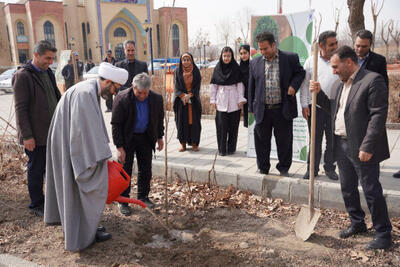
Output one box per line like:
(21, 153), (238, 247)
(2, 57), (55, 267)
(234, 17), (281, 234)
(191, 28), (209, 61)
(380, 20), (391, 59)
(371, 0), (385, 50)
(334, 7), (341, 33)
(236, 7), (253, 44)
(347, 0), (366, 39)
(388, 20), (400, 58)
(217, 17), (232, 47)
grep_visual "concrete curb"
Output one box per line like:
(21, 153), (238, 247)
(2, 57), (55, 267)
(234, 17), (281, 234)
(150, 162), (400, 217)
(0, 254), (41, 267)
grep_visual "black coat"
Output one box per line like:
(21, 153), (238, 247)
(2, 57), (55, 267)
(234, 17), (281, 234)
(331, 69), (390, 164)
(111, 89), (164, 150)
(115, 59), (148, 89)
(364, 51), (389, 87)
(173, 65), (202, 145)
(248, 50), (305, 123)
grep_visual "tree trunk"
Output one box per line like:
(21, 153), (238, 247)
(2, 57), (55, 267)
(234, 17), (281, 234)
(347, 0), (366, 40)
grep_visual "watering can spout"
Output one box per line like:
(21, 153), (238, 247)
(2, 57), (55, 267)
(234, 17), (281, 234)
(115, 196), (147, 208)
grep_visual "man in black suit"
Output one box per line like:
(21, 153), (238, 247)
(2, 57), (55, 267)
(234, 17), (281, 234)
(111, 73), (164, 216)
(115, 40), (149, 91)
(103, 50), (116, 112)
(248, 31), (305, 176)
(354, 29), (389, 87)
(312, 45), (392, 249)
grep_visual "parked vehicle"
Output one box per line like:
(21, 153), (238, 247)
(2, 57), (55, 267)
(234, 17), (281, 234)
(0, 77), (12, 93)
(0, 67), (17, 81)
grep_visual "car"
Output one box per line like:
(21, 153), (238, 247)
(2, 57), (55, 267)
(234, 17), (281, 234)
(0, 67), (17, 81)
(147, 62), (163, 72)
(83, 65), (99, 80)
(0, 77), (12, 93)
(207, 60), (218, 69)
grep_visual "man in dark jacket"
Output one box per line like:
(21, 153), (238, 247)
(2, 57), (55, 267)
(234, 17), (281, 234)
(103, 49), (116, 65)
(354, 29), (388, 87)
(312, 45), (392, 250)
(115, 40), (148, 91)
(61, 59), (74, 90)
(111, 73), (164, 216)
(248, 31), (305, 176)
(85, 59), (95, 72)
(13, 40), (61, 217)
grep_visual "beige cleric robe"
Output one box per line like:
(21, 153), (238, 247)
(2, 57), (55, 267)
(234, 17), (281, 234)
(44, 79), (111, 252)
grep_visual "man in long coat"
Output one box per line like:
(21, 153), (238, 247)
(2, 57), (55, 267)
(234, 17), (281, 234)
(44, 62), (128, 252)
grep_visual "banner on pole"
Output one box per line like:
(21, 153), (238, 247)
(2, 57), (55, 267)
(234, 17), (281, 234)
(247, 10), (314, 162)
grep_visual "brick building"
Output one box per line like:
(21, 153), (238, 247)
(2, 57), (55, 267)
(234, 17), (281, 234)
(0, 0), (188, 66)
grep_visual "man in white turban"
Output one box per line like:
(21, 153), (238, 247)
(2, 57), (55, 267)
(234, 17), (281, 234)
(44, 62), (128, 252)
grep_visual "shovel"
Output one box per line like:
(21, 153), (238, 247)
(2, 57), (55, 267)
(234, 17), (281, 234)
(295, 42), (321, 241)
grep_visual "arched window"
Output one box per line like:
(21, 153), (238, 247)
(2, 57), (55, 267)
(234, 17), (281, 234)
(82, 23), (88, 60)
(114, 27), (126, 37)
(88, 48), (92, 60)
(115, 43), (125, 61)
(17, 22), (24, 35)
(172, 24), (180, 57)
(44, 21), (55, 47)
(87, 22), (90, 34)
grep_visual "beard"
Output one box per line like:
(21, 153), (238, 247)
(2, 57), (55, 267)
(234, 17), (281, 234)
(100, 84), (113, 100)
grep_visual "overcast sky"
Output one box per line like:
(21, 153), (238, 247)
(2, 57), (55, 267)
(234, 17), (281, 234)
(3, 0), (399, 46)
(154, 0), (400, 46)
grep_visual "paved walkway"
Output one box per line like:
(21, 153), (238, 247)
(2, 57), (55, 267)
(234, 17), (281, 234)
(1, 93), (400, 216)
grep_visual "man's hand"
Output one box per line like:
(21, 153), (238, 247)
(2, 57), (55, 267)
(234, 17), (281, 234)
(302, 107), (310, 120)
(117, 147), (126, 164)
(309, 81), (321, 94)
(157, 138), (164, 151)
(288, 86), (295, 96)
(24, 138), (35, 151)
(359, 151), (372, 162)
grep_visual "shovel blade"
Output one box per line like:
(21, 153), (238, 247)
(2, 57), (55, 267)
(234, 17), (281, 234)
(295, 205), (321, 241)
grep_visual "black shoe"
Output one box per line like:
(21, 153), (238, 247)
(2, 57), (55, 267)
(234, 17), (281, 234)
(339, 223), (367, 239)
(140, 197), (156, 209)
(279, 171), (289, 176)
(95, 230), (112, 242)
(227, 151), (235, 155)
(119, 203), (132, 216)
(46, 221), (61, 226)
(366, 236), (392, 250)
(97, 226), (106, 232)
(105, 109), (112, 113)
(325, 170), (339, 181)
(218, 152), (226, 156)
(393, 170), (400, 178)
(30, 206), (44, 217)
(303, 170), (318, 180)
(257, 169), (269, 175)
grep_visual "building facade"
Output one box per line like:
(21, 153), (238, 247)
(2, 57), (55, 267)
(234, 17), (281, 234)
(0, 0), (188, 66)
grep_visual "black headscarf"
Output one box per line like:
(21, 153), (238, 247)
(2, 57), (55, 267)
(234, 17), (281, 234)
(239, 44), (250, 87)
(210, 47), (241, 85)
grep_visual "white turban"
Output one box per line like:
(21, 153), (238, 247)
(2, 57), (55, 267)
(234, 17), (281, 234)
(98, 62), (128, 85)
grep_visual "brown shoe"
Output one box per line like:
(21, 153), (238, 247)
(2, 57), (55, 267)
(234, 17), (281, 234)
(179, 143), (186, 152)
(192, 144), (199, 152)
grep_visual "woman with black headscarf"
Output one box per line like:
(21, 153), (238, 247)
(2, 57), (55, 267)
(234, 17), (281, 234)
(210, 47), (247, 156)
(173, 52), (202, 152)
(239, 44), (250, 127)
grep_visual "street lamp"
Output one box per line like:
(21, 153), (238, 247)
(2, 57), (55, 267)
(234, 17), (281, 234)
(143, 19), (154, 75)
(203, 41), (210, 65)
(236, 37), (242, 60)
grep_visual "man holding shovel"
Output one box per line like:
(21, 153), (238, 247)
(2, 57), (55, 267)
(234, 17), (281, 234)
(311, 45), (392, 250)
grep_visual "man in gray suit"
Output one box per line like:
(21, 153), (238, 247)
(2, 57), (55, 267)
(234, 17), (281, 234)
(311, 45), (392, 249)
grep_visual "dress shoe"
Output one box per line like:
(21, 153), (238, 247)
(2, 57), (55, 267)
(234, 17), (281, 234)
(119, 203), (132, 216)
(30, 206), (44, 217)
(97, 226), (106, 232)
(325, 170), (339, 181)
(279, 171), (289, 176)
(140, 197), (156, 209)
(95, 230), (112, 243)
(179, 143), (186, 152)
(257, 169), (269, 175)
(105, 109), (112, 113)
(46, 221), (61, 226)
(339, 223), (367, 239)
(218, 152), (226, 156)
(227, 151), (235, 155)
(393, 170), (400, 178)
(366, 236), (392, 250)
(303, 170), (318, 180)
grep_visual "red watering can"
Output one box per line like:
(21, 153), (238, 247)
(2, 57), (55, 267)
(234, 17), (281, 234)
(107, 160), (146, 208)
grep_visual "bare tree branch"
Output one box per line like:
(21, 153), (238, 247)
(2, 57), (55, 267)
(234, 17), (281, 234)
(371, 0), (385, 50)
